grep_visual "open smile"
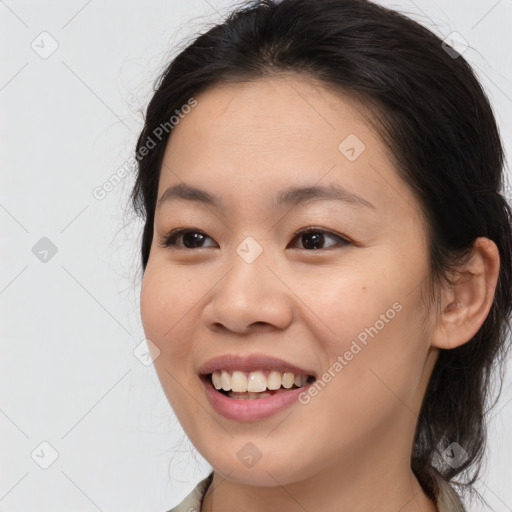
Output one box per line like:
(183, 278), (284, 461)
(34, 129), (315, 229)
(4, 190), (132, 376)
(198, 354), (317, 421)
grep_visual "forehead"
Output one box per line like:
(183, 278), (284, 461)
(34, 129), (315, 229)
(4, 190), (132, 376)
(156, 75), (421, 224)
(167, 75), (370, 150)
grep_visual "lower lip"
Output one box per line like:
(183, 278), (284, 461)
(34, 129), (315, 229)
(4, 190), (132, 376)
(202, 376), (312, 422)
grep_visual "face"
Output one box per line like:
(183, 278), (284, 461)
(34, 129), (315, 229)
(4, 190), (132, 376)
(140, 75), (439, 486)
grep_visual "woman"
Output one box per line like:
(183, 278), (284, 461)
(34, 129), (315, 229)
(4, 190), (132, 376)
(130, 0), (512, 510)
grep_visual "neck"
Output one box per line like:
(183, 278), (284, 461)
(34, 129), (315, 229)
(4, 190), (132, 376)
(201, 456), (438, 512)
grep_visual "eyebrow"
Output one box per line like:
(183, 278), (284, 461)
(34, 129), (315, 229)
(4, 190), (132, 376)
(157, 182), (376, 211)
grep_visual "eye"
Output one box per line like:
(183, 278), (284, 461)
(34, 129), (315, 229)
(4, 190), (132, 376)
(159, 226), (351, 251)
(288, 227), (351, 250)
(158, 228), (217, 249)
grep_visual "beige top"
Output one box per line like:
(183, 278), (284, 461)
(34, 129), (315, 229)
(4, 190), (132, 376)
(166, 470), (466, 512)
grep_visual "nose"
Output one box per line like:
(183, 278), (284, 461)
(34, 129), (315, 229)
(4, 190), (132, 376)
(202, 243), (294, 335)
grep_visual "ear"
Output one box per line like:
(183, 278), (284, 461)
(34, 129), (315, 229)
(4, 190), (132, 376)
(431, 237), (500, 350)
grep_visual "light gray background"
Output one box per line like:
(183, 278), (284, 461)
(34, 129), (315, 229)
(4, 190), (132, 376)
(1, 0), (511, 511)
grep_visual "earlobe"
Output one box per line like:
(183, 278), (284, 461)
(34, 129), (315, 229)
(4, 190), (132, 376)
(431, 237), (500, 350)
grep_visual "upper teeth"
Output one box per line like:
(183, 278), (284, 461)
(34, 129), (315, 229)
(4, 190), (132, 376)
(211, 370), (308, 392)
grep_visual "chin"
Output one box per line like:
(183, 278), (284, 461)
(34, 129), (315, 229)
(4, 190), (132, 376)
(202, 446), (314, 487)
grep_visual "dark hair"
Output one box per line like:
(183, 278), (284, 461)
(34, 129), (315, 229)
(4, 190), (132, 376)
(130, 0), (512, 504)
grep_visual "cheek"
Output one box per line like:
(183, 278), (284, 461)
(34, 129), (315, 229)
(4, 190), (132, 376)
(306, 257), (429, 393)
(140, 264), (196, 363)
(140, 264), (204, 423)
(317, 291), (429, 424)
(292, 265), (402, 355)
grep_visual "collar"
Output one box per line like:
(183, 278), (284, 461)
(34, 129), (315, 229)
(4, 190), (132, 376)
(167, 470), (465, 512)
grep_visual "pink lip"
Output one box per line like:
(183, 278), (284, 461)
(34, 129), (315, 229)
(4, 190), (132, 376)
(201, 376), (314, 422)
(198, 353), (316, 422)
(198, 353), (316, 377)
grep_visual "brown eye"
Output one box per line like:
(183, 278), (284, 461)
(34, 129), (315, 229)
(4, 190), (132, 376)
(158, 226), (351, 251)
(159, 229), (217, 249)
(288, 228), (351, 250)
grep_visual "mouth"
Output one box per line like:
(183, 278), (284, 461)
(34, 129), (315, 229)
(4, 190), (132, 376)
(198, 354), (317, 420)
(202, 369), (316, 400)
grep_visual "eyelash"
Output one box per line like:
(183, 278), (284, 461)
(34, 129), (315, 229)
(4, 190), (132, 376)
(158, 226), (353, 251)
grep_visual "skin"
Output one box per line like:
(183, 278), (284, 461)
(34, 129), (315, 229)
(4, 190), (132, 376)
(140, 74), (500, 512)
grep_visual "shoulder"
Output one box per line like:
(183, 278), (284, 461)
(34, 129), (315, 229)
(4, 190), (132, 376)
(165, 473), (214, 512)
